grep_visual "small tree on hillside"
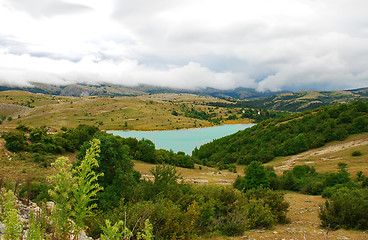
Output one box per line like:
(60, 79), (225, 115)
(234, 161), (270, 191)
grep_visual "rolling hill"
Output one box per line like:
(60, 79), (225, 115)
(193, 100), (368, 167)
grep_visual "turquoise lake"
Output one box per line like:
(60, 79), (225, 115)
(108, 124), (255, 155)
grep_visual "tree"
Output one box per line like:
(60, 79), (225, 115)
(78, 132), (140, 209)
(234, 161), (270, 191)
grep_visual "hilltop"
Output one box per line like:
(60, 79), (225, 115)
(0, 91), (257, 132)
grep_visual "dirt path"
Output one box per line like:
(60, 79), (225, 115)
(274, 137), (368, 174)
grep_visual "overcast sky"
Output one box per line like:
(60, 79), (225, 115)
(0, 0), (367, 91)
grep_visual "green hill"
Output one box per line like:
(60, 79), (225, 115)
(192, 100), (368, 167)
(206, 89), (368, 112)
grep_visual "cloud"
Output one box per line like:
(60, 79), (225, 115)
(0, 49), (256, 90)
(5, 0), (91, 18)
(0, 0), (367, 91)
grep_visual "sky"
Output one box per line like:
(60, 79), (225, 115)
(0, 0), (368, 92)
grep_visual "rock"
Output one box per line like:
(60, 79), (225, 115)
(78, 231), (93, 240)
(337, 236), (350, 240)
(46, 201), (55, 211)
(0, 221), (5, 233)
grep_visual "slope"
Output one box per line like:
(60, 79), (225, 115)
(193, 100), (368, 167)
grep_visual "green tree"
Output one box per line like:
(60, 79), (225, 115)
(78, 132), (140, 209)
(234, 161), (270, 191)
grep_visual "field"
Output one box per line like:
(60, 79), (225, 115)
(0, 91), (252, 131)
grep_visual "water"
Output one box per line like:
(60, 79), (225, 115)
(108, 124), (255, 155)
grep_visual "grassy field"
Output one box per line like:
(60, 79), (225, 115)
(266, 132), (368, 176)
(0, 91), (252, 131)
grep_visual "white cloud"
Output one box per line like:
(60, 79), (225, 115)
(0, 0), (367, 91)
(0, 49), (255, 90)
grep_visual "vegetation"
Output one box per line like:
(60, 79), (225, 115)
(207, 90), (368, 112)
(0, 91), (253, 131)
(320, 188), (368, 230)
(2, 91), (368, 238)
(193, 101), (368, 168)
(0, 140), (290, 239)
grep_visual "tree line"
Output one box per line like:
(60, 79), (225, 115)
(2, 124), (194, 169)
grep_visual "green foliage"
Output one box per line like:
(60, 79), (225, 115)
(1, 189), (23, 240)
(193, 101), (368, 166)
(27, 210), (44, 240)
(137, 219), (154, 240)
(2, 131), (28, 152)
(2, 124), (99, 156)
(48, 157), (75, 239)
(78, 132), (140, 209)
(48, 139), (103, 238)
(122, 137), (195, 169)
(319, 188), (368, 230)
(352, 150), (362, 156)
(73, 139), (104, 235)
(100, 220), (132, 240)
(278, 164), (353, 195)
(234, 161), (270, 191)
(245, 188), (289, 224)
(243, 199), (275, 230)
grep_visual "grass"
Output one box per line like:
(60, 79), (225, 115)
(266, 132), (368, 176)
(0, 91), (252, 131)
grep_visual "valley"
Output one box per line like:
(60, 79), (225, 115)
(0, 89), (368, 239)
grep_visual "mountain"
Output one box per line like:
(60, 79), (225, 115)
(0, 83), (367, 112)
(0, 82), (288, 99)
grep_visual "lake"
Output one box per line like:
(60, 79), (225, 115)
(108, 124), (255, 155)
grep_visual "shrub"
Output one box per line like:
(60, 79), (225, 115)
(243, 199), (275, 230)
(352, 150), (362, 157)
(245, 188), (289, 224)
(319, 187), (368, 230)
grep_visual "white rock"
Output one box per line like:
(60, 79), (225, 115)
(46, 201), (55, 211)
(0, 222), (6, 233)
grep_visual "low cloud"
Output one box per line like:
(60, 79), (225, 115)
(0, 0), (368, 91)
(0, 50), (256, 90)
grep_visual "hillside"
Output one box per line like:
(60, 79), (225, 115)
(193, 100), (368, 167)
(0, 91), (257, 132)
(210, 89), (368, 112)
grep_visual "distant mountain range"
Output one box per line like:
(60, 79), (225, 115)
(0, 82), (289, 99)
(0, 82), (367, 112)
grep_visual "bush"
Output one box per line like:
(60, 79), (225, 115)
(245, 188), (289, 224)
(352, 150), (362, 156)
(319, 188), (368, 230)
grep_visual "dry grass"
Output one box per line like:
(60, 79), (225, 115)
(134, 161), (242, 185)
(210, 192), (368, 240)
(267, 132), (368, 176)
(0, 91), (252, 132)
